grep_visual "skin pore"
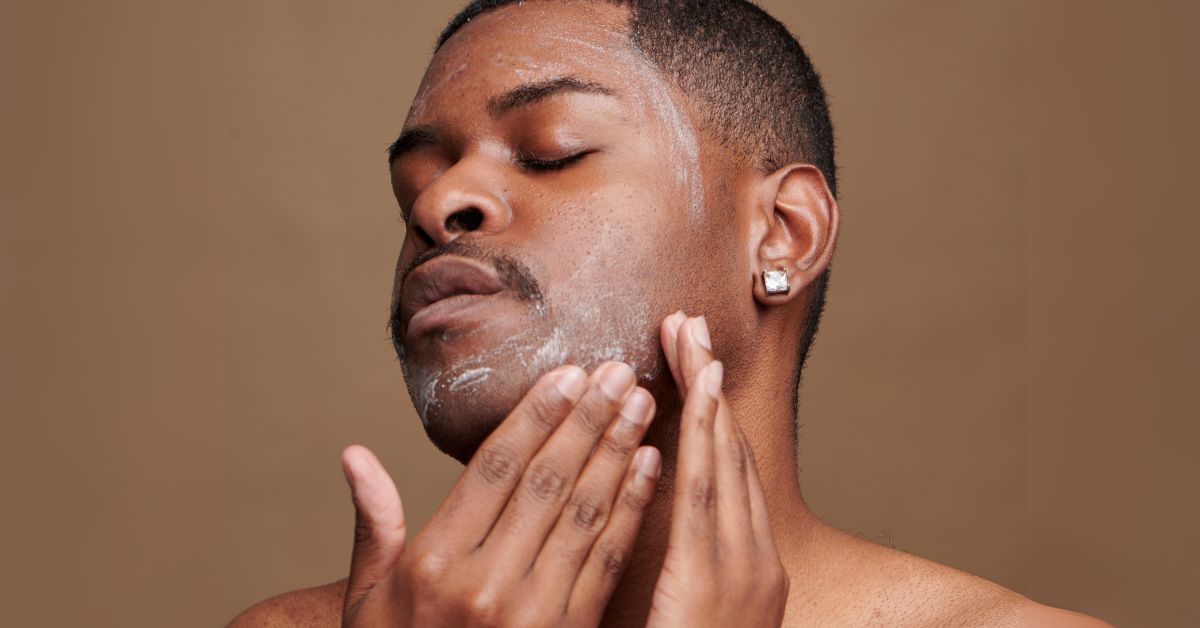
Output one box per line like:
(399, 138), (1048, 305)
(232, 2), (1110, 626)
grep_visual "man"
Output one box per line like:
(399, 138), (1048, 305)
(233, 1), (1107, 625)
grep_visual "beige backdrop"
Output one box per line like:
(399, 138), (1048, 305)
(1, 1), (1196, 626)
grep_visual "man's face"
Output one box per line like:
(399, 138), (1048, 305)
(389, 2), (736, 461)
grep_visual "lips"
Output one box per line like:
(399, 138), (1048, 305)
(399, 255), (508, 338)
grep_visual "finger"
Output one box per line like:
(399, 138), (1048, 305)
(534, 387), (656, 587)
(672, 360), (722, 547)
(711, 389), (754, 542)
(679, 317), (756, 544)
(429, 365), (589, 548)
(659, 310), (687, 390)
(567, 446), (661, 621)
(675, 315), (715, 394)
(483, 362), (637, 561)
(342, 445), (407, 616)
(741, 432), (779, 552)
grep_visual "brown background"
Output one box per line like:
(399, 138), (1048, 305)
(1, 1), (1196, 626)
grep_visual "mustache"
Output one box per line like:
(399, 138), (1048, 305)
(389, 239), (544, 351)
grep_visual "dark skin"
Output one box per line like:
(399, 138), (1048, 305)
(231, 2), (1110, 626)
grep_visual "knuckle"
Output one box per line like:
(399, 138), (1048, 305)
(474, 443), (519, 488)
(689, 477), (716, 511)
(524, 393), (566, 432)
(569, 494), (608, 531)
(683, 405), (712, 433)
(599, 432), (634, 460)
(407, 549), (449, 587)
(525, 462), (568, 503)
(463, 588), (503, 624)
(571, 403), (610, 435)
(597, 541), (626, 577)
(620, 482), (652, 511)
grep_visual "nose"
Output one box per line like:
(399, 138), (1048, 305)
(407, 157), (512, 249)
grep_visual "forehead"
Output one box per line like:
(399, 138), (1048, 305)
(407, 2), (660, 125)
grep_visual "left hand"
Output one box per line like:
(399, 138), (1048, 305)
(645, 312), (790, 628)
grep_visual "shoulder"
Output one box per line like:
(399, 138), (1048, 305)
(805, 528), (1108, 627)
(227, 579), (347, 628)
(879, 551), (1110, 627)
(1010, 600), (1113, 627)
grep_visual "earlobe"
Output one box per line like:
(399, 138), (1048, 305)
(752, 164), (838, 306)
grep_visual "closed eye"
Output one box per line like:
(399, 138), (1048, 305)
(517, 150), (593, 172)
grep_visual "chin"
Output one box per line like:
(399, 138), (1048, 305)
(402, 358), (535, 463)
(421, 402), (506, 463)
(394, 296), (665, 462)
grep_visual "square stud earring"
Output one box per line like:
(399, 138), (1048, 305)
(763, 269), (790, 295)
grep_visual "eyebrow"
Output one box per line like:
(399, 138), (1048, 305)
(487, 76), (616, 117)
(387, 125), (440, 165)
(386, 76), (617, 165)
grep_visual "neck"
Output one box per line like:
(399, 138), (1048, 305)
(598, 370), (820, 627)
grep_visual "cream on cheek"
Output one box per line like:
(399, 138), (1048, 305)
(401, 23), (708, 420)
(429, 34), (706, 381)
(553, 251), (664, 382)
(531, 49), (702, 380)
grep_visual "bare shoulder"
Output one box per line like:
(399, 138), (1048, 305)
(936, 591), (1112, 627)
(227, 579), (347, 628)
(878, 548), (1110, 627)
(798, 528), (1108, 627)
(1014, 600), (1114, 627)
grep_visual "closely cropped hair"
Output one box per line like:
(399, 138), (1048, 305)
(437, 0), (836, 397)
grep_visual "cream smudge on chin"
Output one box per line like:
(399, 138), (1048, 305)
(448, 367), (493, 393)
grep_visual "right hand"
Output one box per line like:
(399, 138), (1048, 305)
(339, 362), (662, 627)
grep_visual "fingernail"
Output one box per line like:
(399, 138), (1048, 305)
(618, 389), (654, 428)
(555, 366), (587, 399)
(634, 447), (661, 479)
(704, 361), (723, 398)
(598, 362), (636, 400)
(692, 316), (712, 352)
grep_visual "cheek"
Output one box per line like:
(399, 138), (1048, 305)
(519, 185), (690, 375)
(529, 176), (683, 292)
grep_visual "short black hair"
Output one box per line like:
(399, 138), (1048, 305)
(437, 0), (836, 401)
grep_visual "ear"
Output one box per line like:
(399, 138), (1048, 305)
(747, 164), (839, 306)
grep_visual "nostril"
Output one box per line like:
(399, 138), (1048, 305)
(445, 207), (484, 233)
(413, 225), (435, 248)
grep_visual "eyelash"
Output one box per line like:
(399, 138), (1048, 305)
(517, 150), (591, 172)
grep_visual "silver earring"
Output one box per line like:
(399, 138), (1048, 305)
(763, 270), (790, 295)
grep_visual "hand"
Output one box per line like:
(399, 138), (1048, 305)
(646, 313), (789, 628)
(340, 362), (662, 627)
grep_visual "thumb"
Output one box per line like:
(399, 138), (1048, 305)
(341, 444), (406, 617)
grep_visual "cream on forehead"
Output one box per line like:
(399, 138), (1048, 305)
(406, 62), (469, 124)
